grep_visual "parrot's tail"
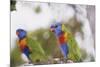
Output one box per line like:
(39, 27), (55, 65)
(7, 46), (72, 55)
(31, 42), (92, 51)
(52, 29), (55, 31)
(28, 56), (33, 64)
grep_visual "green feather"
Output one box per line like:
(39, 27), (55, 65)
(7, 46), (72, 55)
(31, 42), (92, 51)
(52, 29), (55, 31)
(62, 24), (82, 62)
(27, 37), (47, 61)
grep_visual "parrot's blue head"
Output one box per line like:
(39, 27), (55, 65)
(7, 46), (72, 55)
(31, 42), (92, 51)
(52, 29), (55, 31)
(16, 29), (27, 40)
(50, 22), (62, 36)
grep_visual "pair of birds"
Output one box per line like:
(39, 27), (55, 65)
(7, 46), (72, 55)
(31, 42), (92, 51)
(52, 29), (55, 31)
(16, 22), (81, 64)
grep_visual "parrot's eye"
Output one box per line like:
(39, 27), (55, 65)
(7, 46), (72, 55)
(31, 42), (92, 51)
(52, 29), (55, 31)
(55, 25), (58, 28)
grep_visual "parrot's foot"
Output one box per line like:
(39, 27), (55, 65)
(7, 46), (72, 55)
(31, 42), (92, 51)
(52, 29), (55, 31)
(60, 58), (74, 63)
(67, 60), (74, 63)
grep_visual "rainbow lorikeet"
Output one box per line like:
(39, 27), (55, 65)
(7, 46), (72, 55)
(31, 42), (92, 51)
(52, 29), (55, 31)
(50, 23), (81, 62)
(50, 23), (69, 59)
(16, 29), (32, 63)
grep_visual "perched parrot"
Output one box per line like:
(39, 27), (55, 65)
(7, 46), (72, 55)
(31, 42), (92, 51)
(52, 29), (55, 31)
(50, 23), (69, 59)
(16, 29), (46, 64)
(50, 23), (82, 62)
(16, 29), (32, 64)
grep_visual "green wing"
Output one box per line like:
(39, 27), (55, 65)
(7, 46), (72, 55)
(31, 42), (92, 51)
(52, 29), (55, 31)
(62, 24), (82, 62)
(27, 37), (47, 61)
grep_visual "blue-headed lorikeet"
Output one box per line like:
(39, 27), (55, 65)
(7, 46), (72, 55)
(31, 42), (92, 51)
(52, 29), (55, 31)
(16, 29), (32, 63)
(50, 23), (69, 59)
(50, 22), (81, 62)
(16, 29), (46, 64)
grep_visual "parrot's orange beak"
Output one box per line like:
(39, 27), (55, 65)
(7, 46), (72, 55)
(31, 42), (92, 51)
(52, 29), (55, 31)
(50, 28), (55, 32)
(16, 32), (19, 35)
